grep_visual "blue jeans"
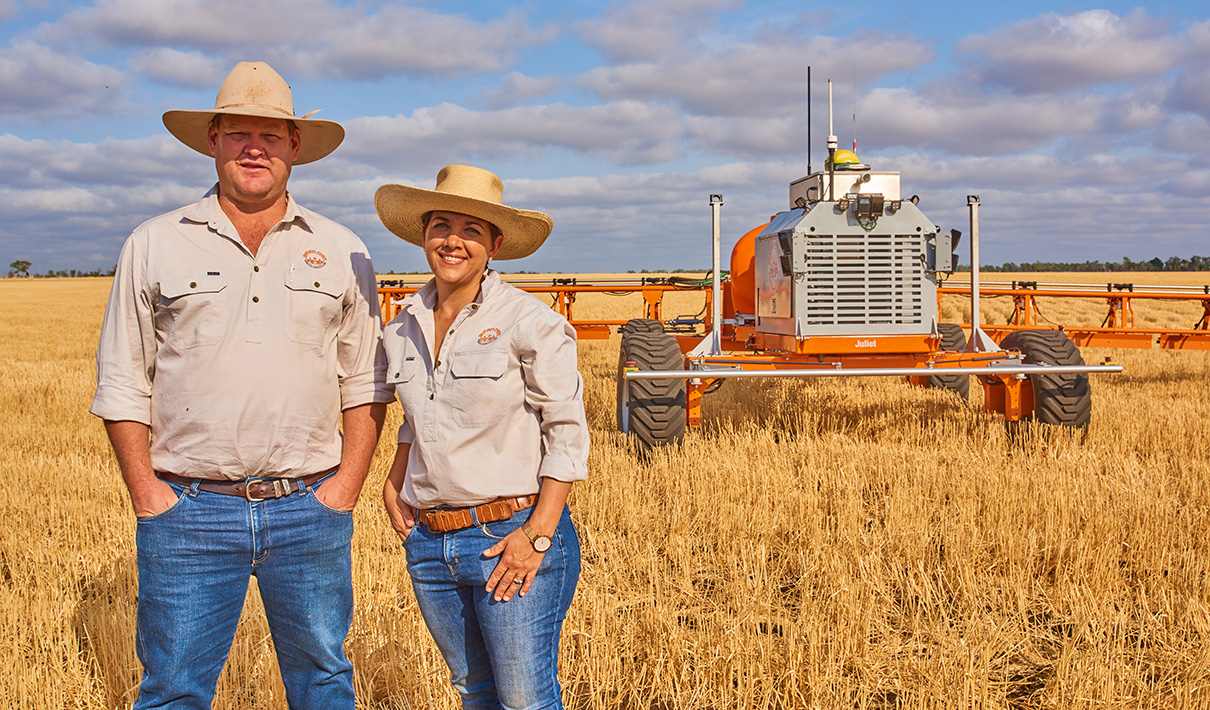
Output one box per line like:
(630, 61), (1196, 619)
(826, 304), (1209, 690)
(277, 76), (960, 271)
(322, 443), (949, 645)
(133, 476), (355, 709)
(404, 505), (580, 710)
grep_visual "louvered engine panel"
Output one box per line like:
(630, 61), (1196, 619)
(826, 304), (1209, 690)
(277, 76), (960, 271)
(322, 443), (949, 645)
(799, 233), (926, 327)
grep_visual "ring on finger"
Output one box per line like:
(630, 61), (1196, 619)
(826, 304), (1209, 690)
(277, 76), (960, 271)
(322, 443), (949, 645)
(511, 577), (523, 584)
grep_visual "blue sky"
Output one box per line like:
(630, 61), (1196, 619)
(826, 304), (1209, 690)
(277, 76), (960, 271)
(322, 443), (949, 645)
(2, 0), (1209, 274)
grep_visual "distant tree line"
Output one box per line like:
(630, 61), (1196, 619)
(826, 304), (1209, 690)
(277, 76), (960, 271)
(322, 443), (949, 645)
(11, 257), (1210, 278)
(7, 260), (117, 278)
(959, 256), (1210, 273)
(6, 265), (117, 278)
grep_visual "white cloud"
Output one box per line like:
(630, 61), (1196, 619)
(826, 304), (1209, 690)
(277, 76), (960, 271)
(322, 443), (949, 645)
(685, 114), (801, 157)
(957, 9), (1183, 93)
(0, 133), (211, 189)
(1151, 115), (1210, 158)
(342, 101), (685, 170)
(576, 0), (743, 62)
(856, 87), (1107, 155)
(48, 0), (553, 80)
(296, 7), (556, 80)
(483, 71), (563, 109)
(579, 31), (932, 117)
(46, 0), (343, 48)
(0, 42), (128, 120)
(1101, 84), (1170, 132)
(127, 47), (226, 88)
(1169, 23), (1210, 117)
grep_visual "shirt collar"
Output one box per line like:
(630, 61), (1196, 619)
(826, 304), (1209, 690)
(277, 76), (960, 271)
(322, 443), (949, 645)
(410, 268), (500, 314)
(181, 184), (310, 231)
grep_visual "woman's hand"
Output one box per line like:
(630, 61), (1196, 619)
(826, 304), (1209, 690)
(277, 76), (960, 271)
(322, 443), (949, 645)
(383, 443), (414, 542)
(484, 529), (544, 601)
(383, 488), (415, 542)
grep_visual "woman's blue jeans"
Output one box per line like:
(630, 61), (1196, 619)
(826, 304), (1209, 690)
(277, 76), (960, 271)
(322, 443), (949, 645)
(132, 477), (355, 709)
(403, 505), (580, 710)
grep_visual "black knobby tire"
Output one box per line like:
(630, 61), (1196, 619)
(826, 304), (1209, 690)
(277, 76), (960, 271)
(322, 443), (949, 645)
(616, 323), (686, 451)
(926, 323), (970, 400)
(999, 329), (1091, 430)
(619, 318), (664, 335)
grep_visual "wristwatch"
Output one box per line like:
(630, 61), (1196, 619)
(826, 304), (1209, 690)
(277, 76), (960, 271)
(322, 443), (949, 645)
(522, 522), (552, 552)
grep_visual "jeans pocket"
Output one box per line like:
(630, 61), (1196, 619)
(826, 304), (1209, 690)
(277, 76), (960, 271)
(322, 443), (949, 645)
(479, 515), (523, 541)
(306, 487), (354, 516)
(135, 483), (190, 524)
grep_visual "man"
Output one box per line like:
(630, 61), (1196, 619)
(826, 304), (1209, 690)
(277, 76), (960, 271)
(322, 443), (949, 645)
(90, 61), (391, 709)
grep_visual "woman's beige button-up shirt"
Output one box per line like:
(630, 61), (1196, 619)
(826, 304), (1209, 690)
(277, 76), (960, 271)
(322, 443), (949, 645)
(384, 270), (590, 508)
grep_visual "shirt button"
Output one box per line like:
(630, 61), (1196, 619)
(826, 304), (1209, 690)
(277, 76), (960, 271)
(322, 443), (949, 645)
(435, 359), (441, 367)
(429, 393), (434, 400)
(471, 304), (478, 309)
(252, 296), (259, 303)
(393, 372), (400, 378)
(314, 281), (320, 288)
(189, 281), (197, 288)
(253, 265), (260, 272)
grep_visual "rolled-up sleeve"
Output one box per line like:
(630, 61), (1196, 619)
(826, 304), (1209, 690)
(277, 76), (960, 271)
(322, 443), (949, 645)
(90, 231), (156, 424)
(336, 244), (393, 410)
(518, 310), (589, 483)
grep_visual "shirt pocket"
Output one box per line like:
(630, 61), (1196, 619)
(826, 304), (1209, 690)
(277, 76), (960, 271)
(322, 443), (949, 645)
(284, 273), (344, 347)
(386, 346), (422, 413)
(448, 348), (512, 427)
(159, 274), (227, 349)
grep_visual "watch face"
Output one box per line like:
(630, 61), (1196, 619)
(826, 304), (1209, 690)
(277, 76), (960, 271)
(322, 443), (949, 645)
(533, 536), (552, 552)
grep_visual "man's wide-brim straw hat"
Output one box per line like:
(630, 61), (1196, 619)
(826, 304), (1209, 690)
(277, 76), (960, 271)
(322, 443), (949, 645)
(375, 165), (553, 261)
(162, 61), (344, 165)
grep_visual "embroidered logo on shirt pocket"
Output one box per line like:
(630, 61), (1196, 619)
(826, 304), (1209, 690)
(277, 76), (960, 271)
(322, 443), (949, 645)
(284, 272), (343, 346)
(160, 274), (227, 349)
(448, 349), (511, 427)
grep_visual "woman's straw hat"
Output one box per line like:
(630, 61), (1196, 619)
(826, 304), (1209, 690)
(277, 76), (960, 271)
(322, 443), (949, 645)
(375, 165), (553, 261)
(162, 61), (344, 165)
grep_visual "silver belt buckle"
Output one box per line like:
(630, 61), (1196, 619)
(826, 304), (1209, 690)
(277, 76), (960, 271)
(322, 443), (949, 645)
(245, 477), (294, 501)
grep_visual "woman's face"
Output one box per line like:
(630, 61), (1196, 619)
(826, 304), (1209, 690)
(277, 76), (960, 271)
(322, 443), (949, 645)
(423, 211), (503, 290)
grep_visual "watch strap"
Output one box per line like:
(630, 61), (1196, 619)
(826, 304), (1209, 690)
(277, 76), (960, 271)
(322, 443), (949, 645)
(522, 521), (552, 551)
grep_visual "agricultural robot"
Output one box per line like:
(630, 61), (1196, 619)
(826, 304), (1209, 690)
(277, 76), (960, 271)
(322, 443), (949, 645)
(615, 145), (1123, 450)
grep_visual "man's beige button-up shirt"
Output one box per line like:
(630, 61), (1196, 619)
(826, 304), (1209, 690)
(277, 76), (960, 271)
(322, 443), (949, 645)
(384, 271), (590, 508)
(90, 187), (393, 480)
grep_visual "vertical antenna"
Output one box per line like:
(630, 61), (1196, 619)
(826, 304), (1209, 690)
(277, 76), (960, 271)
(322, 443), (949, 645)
(827, 79), (837, 200)
(852, 65), (857, 152)
(806, 66), (812, 175)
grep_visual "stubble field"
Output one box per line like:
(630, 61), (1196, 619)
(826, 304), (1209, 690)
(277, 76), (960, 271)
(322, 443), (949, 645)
(2, 273), (1209, 709)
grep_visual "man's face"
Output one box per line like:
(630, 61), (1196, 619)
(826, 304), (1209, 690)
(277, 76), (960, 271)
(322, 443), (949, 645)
(208, 114), (300, 209)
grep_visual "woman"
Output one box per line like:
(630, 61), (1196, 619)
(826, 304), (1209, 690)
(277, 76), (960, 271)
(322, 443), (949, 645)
(375, 165), (589, 709)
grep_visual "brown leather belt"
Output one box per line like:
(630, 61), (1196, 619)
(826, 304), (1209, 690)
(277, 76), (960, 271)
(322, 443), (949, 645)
(417, 495), (538, 533)
(156, 469), (336, 501)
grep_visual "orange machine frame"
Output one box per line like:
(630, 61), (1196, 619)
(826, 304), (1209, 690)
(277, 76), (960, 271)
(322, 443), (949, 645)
(378, 277), (1204, 427)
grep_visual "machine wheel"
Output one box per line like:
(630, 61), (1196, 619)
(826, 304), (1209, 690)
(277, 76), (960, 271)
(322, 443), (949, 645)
(616, 328), (686, 451)
(926, 323), (970, 400)
(619, 318), (664, 335)
(1000, 329), (1091, 430)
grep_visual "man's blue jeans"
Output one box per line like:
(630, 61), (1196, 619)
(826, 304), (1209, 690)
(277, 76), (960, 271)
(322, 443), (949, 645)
(133, 476), (355, 709)
(403, 505), (580, 710)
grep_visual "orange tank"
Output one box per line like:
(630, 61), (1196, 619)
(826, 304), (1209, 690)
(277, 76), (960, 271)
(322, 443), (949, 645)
(728, 221), (769, 316)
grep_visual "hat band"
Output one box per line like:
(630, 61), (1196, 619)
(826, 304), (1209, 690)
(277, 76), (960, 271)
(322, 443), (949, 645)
(215, 101), (296, 118)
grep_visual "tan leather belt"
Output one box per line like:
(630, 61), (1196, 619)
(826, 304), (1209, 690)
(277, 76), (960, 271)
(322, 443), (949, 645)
(156, 469), (336, 501)
(418, 495), (538, 533)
